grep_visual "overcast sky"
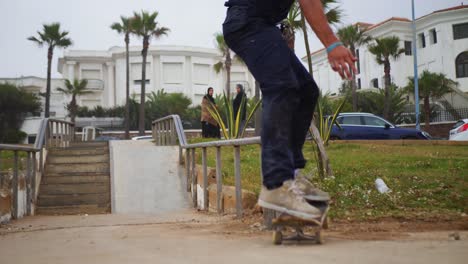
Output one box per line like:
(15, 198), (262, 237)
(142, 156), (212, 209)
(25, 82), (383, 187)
(0, 0), (463, 78)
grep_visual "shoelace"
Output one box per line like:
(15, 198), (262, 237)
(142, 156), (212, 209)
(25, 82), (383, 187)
(288, 181), (306, 202)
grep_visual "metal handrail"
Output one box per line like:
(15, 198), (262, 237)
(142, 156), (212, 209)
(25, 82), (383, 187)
(0, 118), (75, 221)
(152, 115), (261, 218)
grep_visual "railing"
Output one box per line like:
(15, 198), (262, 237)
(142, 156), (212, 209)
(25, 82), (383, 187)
(399, 107), (468, 124)
(152, 115), (261, 218)
(0, 119), (75, 221)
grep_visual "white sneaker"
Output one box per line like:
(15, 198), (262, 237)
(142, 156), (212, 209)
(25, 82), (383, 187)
(294, 170), (330, 201)
(258, 180), (322, 220)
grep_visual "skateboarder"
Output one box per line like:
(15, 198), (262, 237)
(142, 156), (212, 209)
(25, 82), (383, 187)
(222, 0), (357, 220)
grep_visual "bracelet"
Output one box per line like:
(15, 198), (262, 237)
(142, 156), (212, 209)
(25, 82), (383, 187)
(326, 41), (343, 54)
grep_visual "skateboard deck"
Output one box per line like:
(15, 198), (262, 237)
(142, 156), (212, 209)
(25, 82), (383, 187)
(271, 201), (329, 245)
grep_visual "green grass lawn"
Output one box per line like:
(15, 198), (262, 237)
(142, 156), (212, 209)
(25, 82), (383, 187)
(190, 139), (468, 220)
(0, 151), (27, 171)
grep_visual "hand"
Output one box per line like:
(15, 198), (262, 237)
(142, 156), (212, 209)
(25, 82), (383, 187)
(327, 46), (358, 80)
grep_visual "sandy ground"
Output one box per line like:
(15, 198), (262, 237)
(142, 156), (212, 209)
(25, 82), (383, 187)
(1, 211), (467, 264)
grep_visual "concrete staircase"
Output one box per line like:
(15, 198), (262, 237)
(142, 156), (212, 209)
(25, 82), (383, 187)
(37, 142), (111, 215)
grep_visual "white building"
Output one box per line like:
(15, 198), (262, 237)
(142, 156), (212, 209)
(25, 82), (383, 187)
(58, 45), (255, 111)
(306, 5), (468, 108)
(1, 45), (255, 119)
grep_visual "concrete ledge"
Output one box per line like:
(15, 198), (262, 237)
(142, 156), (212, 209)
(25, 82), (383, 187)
(330, 140), (468, 146)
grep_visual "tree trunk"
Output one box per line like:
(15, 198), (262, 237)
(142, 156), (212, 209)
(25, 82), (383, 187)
(226, 52), (232, 100)
(70, 96), (77, 124)
(424, 96), (431, 128)
(254, 81), (262, 137)
(45, 47), (53, 118)
(383, 60), (392, 120)
(350, 47), (358, 111)
(139, 38), (149, 136)
(300, 10), (313, 75)
(124, 35), (130, 139)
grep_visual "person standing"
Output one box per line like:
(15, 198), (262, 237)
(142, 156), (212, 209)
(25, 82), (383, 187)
(222, 0), (356, 220)
(201, 87), (221, 138)
(233, 84), (247, 132)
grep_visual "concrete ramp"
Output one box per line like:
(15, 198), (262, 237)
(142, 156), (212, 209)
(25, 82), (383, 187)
(109, 141), (189, 214)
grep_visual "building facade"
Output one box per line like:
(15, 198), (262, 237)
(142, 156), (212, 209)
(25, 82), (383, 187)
(1, 46), (255, 118)
(58, 45), (255, 112)
(306, 5), (468, 108)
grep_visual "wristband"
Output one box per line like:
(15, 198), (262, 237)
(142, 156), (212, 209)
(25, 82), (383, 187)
(326, 41), (343, 54)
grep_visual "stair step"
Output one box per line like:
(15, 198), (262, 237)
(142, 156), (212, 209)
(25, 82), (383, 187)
(36, 204), (110, 215)
(49, 148), (109, 156)
(46, 163), (109, 174)
(70, 142), (109, 148)
(40, 183), (110, 195)
(42, 175), (109, 184)
(38, 193), (110, 207)
(48, 155), (109, 164)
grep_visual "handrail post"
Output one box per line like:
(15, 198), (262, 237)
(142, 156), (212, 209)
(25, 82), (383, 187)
(216, 147), (223, 213)
(0, 150), (3, 187)
(202, 147), (208, 211)
(191, 148), (197, 208)
(26, 152), (32, 215)
(185, 148), (191, 192)
(234, 146), (243, 218)
(32, 152), (37, 208)
(12, 151), (19, 219)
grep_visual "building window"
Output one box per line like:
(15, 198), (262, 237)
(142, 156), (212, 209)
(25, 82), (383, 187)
(453, 22), (468, 40)
(429, 29), (438, 44)
(371, 78), (379, 88)
(456, 52), (468, 78)
(134, 80), (150, 85)
(356, 49), (361, 74)
(357, 78), (362, 90)
(404, 41), (412, 56)
(418, 33), (426, 48)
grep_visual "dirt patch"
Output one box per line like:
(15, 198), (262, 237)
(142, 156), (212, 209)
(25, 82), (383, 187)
(196, 211), (468, 241)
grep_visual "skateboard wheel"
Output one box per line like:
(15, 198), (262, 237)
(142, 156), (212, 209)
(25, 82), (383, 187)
(315, 231), (323, 244)
(273, 231), (283, 245)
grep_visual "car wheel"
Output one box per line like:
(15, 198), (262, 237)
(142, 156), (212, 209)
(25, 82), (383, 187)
(329, 136), (341, 141)
(402, 136), (418, 140)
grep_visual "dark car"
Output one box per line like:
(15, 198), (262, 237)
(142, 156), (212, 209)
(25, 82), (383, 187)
(330, 113), (431, 140)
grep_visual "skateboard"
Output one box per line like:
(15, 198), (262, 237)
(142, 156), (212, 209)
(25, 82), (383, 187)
(271, 201), (329, 245)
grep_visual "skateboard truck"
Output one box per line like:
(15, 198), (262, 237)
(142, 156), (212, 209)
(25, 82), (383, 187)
(271, 201), (329, 245)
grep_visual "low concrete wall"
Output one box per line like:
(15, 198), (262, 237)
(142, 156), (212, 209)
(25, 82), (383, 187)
(399, 122), (457, 139)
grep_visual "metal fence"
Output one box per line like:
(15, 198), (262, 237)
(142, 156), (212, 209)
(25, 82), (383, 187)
(399, 108), (468, 124)
(0, 119), (75, 220)
(152, 115), (261, 218)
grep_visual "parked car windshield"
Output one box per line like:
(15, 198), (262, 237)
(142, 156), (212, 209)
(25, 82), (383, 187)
(453, 121), (466, 129)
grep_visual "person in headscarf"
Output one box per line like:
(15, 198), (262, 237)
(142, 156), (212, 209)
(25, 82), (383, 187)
(201, 87), (220, 138)
(233, 84), (247, 132)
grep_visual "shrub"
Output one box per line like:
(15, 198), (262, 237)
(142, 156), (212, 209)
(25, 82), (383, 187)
(0, 83), (41, 143)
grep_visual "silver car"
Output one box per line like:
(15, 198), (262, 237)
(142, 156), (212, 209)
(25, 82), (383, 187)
(449, 119), (468, 141)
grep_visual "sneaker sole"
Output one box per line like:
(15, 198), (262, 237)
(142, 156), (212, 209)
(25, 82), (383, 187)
(258, 199), (321, 220)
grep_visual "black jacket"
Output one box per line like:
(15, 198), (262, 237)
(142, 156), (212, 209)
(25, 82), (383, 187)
(233, 92), (247, 121)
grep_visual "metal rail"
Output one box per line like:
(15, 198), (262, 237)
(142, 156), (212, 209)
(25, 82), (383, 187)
(152, 115), (261, 218)
(0, 118), (75, 220)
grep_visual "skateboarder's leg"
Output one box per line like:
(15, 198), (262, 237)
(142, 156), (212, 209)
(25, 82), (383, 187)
(289, 54), (319, 170)
(224, 25), (321, 220)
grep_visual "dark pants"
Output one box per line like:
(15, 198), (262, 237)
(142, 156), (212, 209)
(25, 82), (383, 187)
(202, 122), (220, 138)
(224, 19), (319, 190)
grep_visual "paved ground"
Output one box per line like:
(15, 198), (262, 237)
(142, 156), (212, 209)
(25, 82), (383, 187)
(1, 212), (466, 264)
(109, 142), (189, 214)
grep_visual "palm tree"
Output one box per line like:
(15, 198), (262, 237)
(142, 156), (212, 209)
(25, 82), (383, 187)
(368, 36), (405, 120)
(57, 79), (92, 123)
(301, 0), (343, 74)
(28, 23), (72, 118)
(337, 24), (372, 111)
(131, 11), (170, 135)
(406, 71), (458, 128)
(111, 16), (133, 139)
(213, 33), (233, 100)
